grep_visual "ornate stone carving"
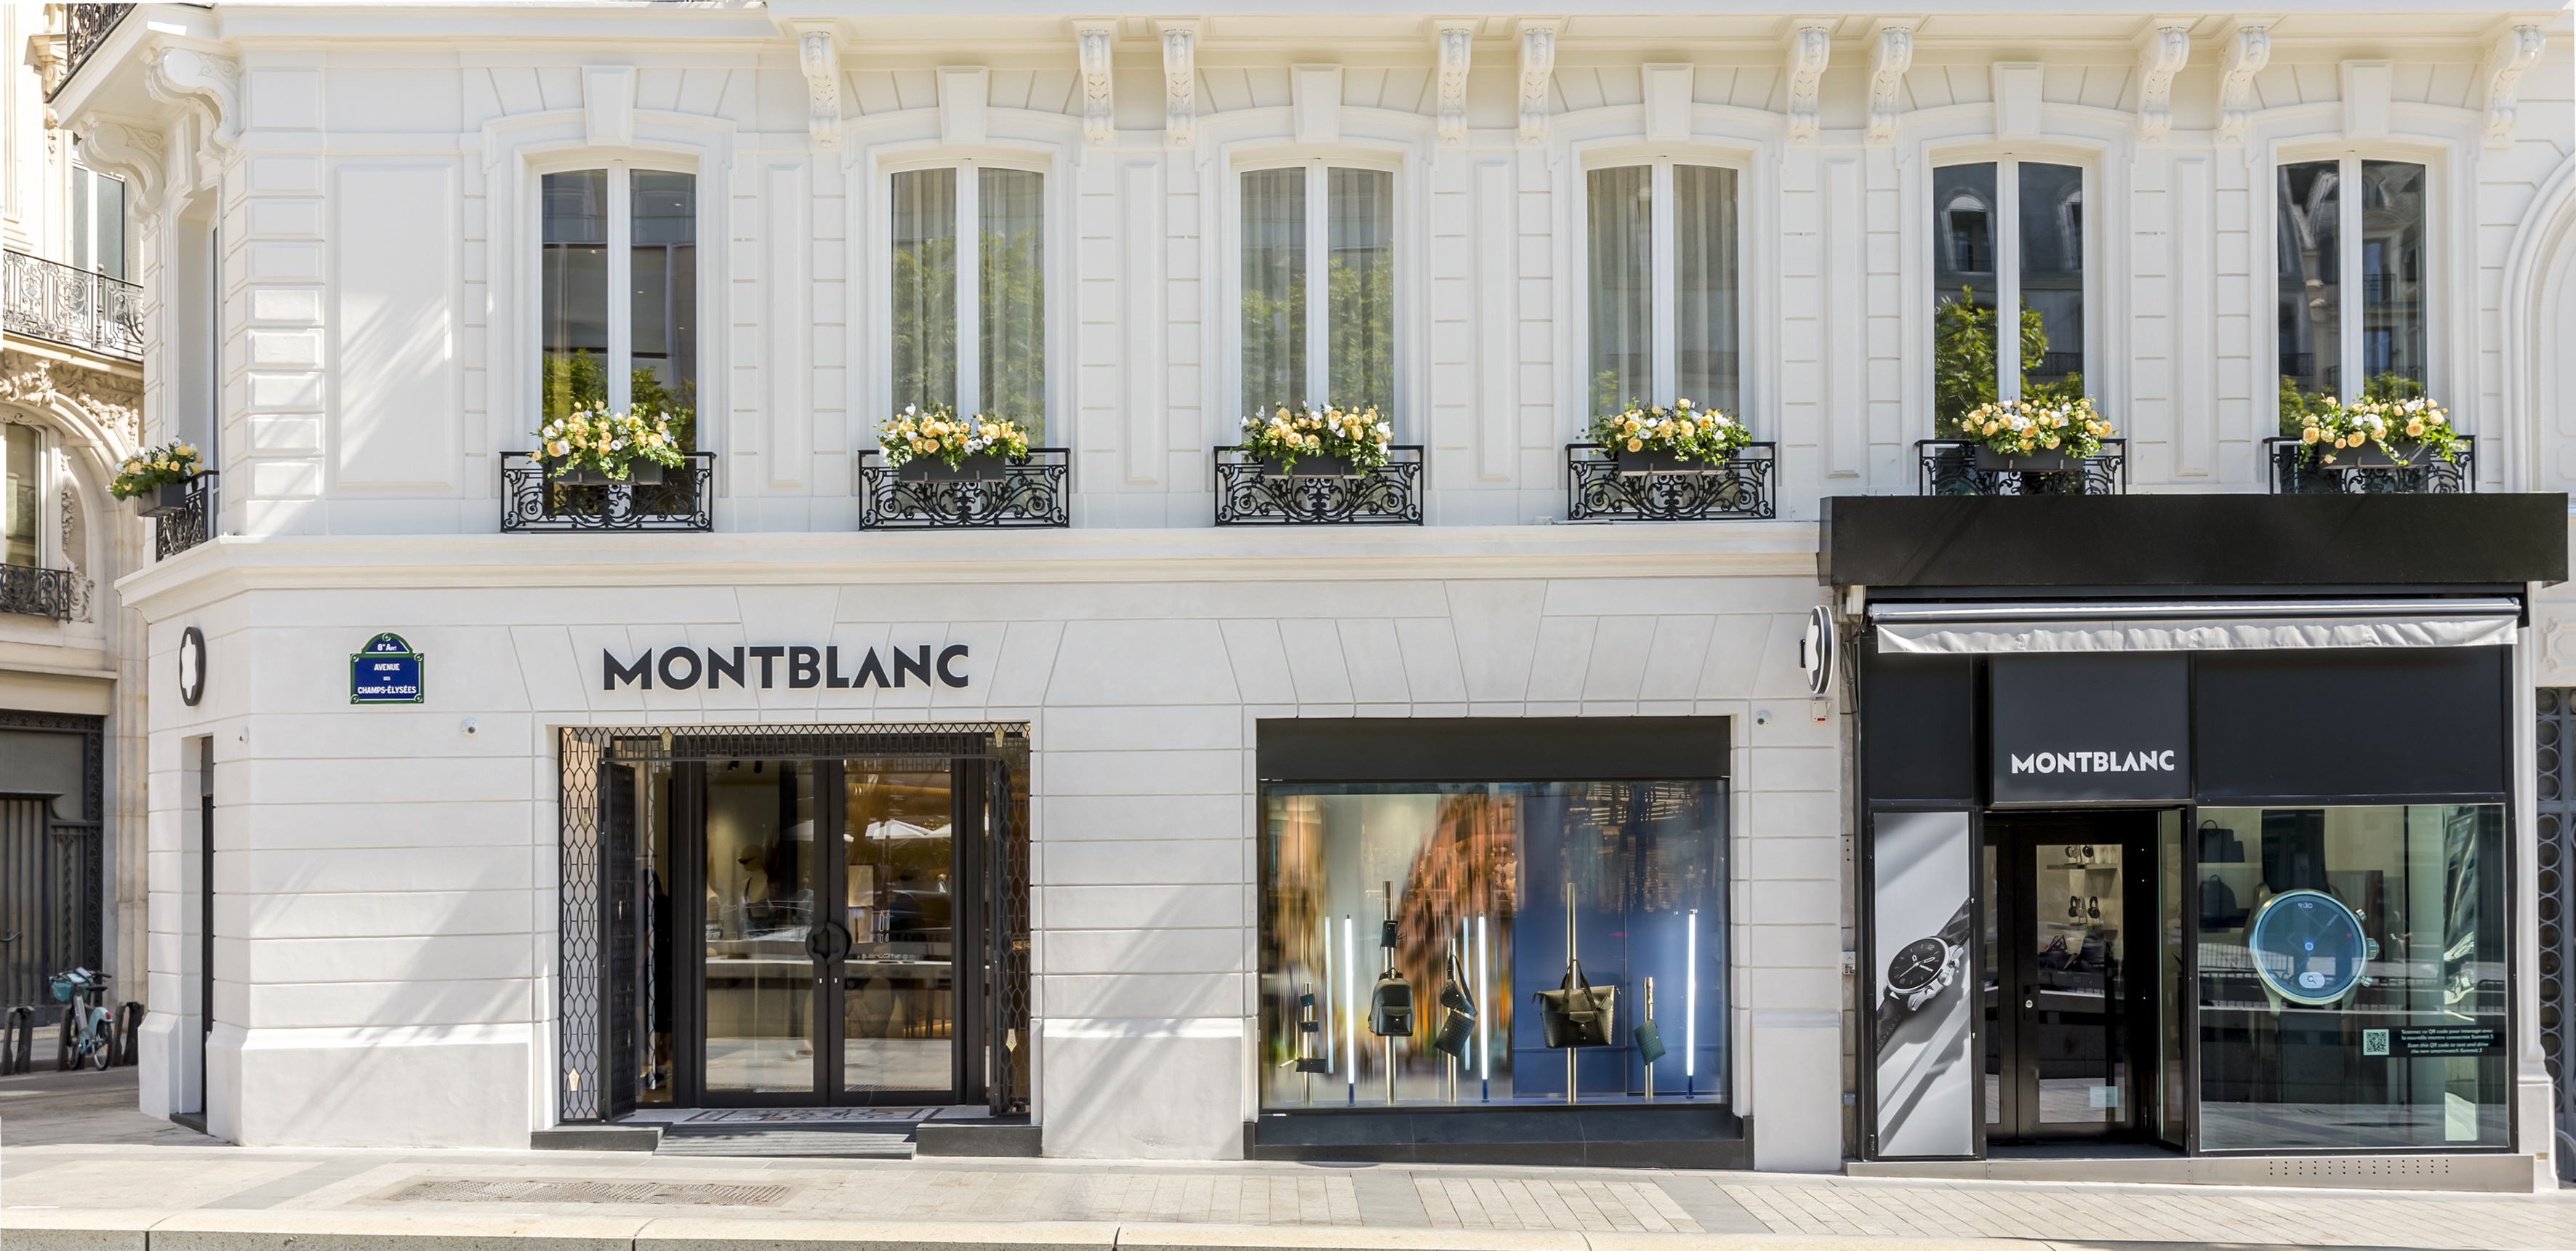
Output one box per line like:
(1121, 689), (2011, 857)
(0, 350), (144, 448)
(1435, 23), (1474, 147)
(1517, 23), (1556, 147)
(59, 485), (93, 623)
(798, 31), (840, 150)
(1786, 25), (1831, 146)
(1077, 25), (1116, 148)
(2217, 25), (2271, 145)
(2137, 26), (2191, 144)
(145, 47), (242, 149)
(2484, 25), (2545, 150)
(1867, 26), (1914, 145)
(1160, 25), (1197, 148)
(69, 121), (165, 206)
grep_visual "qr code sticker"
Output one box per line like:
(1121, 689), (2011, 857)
(2362, 1029), (2390, 1056)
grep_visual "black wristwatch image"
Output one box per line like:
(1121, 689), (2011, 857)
(1874, 899), (1973, 1050)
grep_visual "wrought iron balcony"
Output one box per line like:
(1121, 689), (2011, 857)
(0, 563), (79, 620)
(1213, 446), (1423, 525)
(2267, 435), (2473, 494)
(856, 448), (1070, 529)
(52, 6), (134, 100)
(1564, 443), (1778, 522)
(1917, 439), (2127, 496)
(149, 472), (217, 560)
(500, 453), (713, 532)
(3, 249), (142, 361)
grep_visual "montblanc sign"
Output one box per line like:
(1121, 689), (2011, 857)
(603, 644), (969, 691)
(1989, 653), (2188, 805)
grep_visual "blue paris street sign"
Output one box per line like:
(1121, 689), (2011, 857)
(350, 632), (425, 704)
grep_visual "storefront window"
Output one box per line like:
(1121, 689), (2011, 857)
(1260, 781), (1726, 1108)
(2195, 805), (2508, 1151)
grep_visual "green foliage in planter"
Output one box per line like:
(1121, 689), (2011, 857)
(542, 349), (697, 451)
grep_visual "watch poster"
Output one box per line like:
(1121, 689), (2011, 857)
(1870, 810), (1975, 1158)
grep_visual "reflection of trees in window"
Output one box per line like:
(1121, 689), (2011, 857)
(889, 166), (1046, 441)
(2276, 159), (2426, 432)
(1240, 166), (1394, 421)
(1929, 161), (2086, 429)
(540, 168), (698, 447)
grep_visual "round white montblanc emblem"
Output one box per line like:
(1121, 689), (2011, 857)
(1800, 605), (1834, 697)
(178, 625), (206, 707)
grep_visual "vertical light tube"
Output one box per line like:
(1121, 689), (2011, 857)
(1686, 908), (1698, 1097)
(1342, 914), (1356, 1105)
(1476, 913), (1490, 1100)
(1318, 914), (1332, 1070)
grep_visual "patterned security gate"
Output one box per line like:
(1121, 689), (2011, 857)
(0, 712), (105, 1020)
(555, 724), (1030, 1122)
(2540, 691), (2576, 1164)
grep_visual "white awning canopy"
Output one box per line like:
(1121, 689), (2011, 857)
(1871, 598), (2521, 655)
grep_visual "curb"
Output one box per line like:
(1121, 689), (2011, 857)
(0, 1212), (2071, 1251)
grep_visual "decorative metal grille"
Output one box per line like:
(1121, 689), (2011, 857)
(2, 249), (142, 361)
(1565, 442), (1778, 521)
(1915, 438), (2127, 496)
(502, 454), (714, 533)
(1213, 446), (1424, 525)
(54, 6), (135, 100)
(2540, 689), (2575, 1147)
(151, 473), (217, 561)
(856, 450), (1070, 529)
(0, 712), (104, 1021)
(0, 563), (78, 620)
(2265, 436), (2473, 494)
(555, 723), (1031, 1124)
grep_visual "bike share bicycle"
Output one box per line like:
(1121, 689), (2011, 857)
(51, 968), (114, 1071)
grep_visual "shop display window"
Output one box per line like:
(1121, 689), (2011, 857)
(1260, 781), (1727, 1108)
(2194, 805), (2508, 1151)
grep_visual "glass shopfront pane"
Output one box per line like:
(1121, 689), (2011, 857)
(840, 757), (956, 1098)
(1260, 781), (1727, 1108)
(2196, 805), (2508, 1151)
(702, 760), (818, 1094)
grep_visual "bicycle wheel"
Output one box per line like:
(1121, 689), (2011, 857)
(86, 1013), (112, 1070)
(57, 1007), (75, 1071)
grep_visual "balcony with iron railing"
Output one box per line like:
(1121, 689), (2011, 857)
(49, 5), (134, 101)
(0, 563), (79, 621)
(3, 250), (143, 362)
(1917, 439), (2128, 496)
(2267, 435), (2473, 495)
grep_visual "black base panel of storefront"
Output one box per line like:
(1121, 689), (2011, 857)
(1245, 1103), (1748, 1167)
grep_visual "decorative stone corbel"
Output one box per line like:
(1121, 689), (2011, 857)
(1159, 23), (1197, 149)
(1866, 25), (1914, 145)
(2137, 25), (2192, 144)
(2484, 25), (2545, 150)
(798, 31), (840, 150)
(143, 47), (241, 150)
(1516, 20), (1557, 148)
(1075, 23), (1116, 148)
(1433, 21), (1475, 146)
(1786, 25), (1831, 146)
(2216, 25), (2271, 145)
(70, 121), (166, 207)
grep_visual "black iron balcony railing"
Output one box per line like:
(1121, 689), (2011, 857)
(0, 563), (79, 620)
(856, 448), (1070, 529)
(1917, 438), (2127, 496)
(53, 5), (134, 100)
(500, 453), (713, 532)
(1213, 446), (1423, 525)
(1565, 442), (1778, 522)
(148, 472), (217, 560)
(2267, 435), (2473, 495)
(3, 249), (142, 361)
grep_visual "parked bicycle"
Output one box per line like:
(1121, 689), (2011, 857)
(51, 968), (113, 1071)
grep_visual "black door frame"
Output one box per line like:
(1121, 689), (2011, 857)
(1980, 808), (2162, 1146)
(673, 755), (985, 1109)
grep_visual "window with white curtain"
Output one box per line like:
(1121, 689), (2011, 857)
(890, 164), (1046, 439)
(1585, 162), (1740, 419)
(539, 166), (698, 441)
(2276, 158), (2426, 417)
(1929, 159), (2087, 427)
(1240, 164), (1395, 420)
(69, 159), (127, 281)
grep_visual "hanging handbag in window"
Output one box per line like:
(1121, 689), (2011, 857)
(1290, 986), (1330, 1073)
(1532, 958), (1615, 1049)
(1432, 949), (1476, 1058)
(1368, 883), (1414, 1037)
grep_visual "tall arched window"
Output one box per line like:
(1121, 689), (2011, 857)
(539, 166), (698, 443)
(1930, 159), (2087, 427)
(1585, 161), (1741, 419)
(889, 164), (1046, 438)
(1240, 162), (1395, 420)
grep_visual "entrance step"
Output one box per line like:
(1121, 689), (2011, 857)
(1847, 1151), (2548, 1193)
(654, 1123), (915, 1159)
(914, 1116), (1038, 1157)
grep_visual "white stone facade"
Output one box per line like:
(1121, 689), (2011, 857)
(43, 3), (2576, 1164)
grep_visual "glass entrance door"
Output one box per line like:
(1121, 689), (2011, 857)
(688, 756), (968, 1106)
(1983, 813), (2153, 1142)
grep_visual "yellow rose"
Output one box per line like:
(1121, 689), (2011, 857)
(2406, 421), (2424, 438)
(1626, 438), (1643, 452)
